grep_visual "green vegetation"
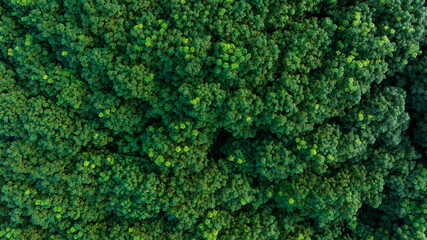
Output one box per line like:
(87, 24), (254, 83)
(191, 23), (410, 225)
(0, 0), (426, 239)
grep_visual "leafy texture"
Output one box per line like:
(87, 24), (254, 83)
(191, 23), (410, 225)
(0, 0), (426, 239)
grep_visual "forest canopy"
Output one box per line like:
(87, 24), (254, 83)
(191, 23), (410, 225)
(0, 0), (426, 239)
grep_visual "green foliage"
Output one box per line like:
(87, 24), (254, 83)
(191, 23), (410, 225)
(0, 0), (426, 239)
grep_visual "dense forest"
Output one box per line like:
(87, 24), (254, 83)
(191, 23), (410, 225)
(0, 0), (426, 239)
